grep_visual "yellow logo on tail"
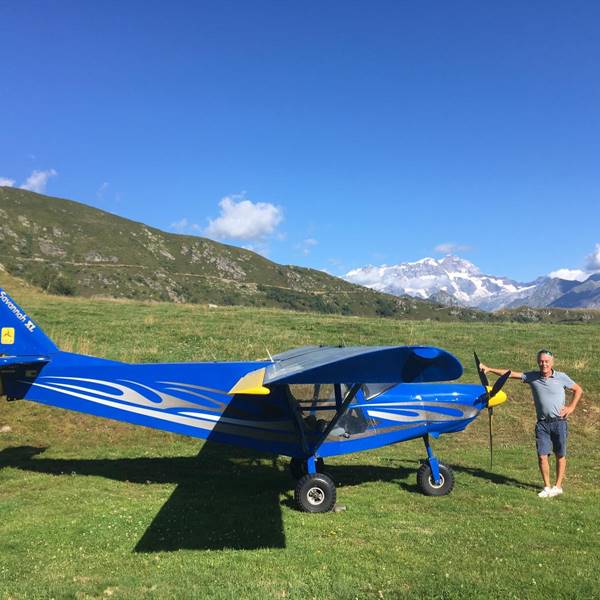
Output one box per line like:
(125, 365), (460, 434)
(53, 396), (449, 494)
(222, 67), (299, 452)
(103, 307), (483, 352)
(1, 327), (15, 345)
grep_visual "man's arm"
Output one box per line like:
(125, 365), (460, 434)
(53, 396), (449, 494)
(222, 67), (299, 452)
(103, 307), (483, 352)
(560, 383), (583, 418)
(478, 362), (524, 380)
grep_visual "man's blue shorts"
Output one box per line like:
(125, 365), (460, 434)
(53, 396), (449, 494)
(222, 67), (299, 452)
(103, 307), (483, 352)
(535, 418), (568, 457)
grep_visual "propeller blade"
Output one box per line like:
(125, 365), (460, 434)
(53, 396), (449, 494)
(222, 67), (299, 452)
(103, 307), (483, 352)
(473, 353), (508, 469)
(490, 369), (512, 399)
(488, 407), (494, 469)
(474, 351), (489, 388)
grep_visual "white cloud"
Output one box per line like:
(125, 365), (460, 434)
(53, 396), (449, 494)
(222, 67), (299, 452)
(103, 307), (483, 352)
(548, 268), (589, 282)
(97, 181), (110, 200)
(434, 242), (471, 254)
(205, 196), (283, 241)
(0, 177), (15, 187)
(19, 169), (57, 193)
(548, 242), (600, 282)
(171, 217), (190, 233)
(585, 243), (600, 271)
(170, 217), (202, 235)
(297, 237), (318, 256)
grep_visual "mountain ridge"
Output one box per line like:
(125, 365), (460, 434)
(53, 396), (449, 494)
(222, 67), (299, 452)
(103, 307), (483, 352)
(345, 255), (600, 310)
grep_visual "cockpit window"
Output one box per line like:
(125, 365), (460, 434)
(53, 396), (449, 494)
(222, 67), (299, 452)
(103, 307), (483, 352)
(287, 383), (335, 404)
(362, 382), (398, 400)
(287, 383), (371, 436)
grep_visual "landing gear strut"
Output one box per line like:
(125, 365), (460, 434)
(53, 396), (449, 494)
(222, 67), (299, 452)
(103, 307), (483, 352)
(416, 434), (454, 496)
(289, 456), (324, 479)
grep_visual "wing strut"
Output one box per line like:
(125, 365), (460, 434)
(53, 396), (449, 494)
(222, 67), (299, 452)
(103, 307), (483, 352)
(287, 389), (311, 456)
(334, 383), (343, 411)
(309, 384), (321, 416)
(315, 383), (362, 450)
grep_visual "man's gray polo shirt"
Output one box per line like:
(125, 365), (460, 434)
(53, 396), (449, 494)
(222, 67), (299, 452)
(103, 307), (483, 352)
(521, 370), (576, 419)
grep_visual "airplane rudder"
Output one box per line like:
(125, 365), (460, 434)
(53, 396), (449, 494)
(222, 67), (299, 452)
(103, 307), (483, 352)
(0, 288), (58, 355)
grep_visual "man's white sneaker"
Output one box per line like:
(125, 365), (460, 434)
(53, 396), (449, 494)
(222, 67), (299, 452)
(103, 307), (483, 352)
(538, 487), (553, 498)
(549, 486), (563, 497)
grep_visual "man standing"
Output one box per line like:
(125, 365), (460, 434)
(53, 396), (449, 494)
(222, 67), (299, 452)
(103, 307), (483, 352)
(479, 350), (582, 498)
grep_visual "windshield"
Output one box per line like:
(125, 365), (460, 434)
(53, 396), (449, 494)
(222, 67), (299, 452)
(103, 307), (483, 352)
(361, 382), (398, 401)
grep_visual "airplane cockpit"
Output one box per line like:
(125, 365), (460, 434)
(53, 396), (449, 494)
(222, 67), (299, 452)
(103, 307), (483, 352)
(286, 383), (374, 438)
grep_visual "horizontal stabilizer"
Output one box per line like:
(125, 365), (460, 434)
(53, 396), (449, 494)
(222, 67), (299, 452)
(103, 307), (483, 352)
(0, 355), (50, 371)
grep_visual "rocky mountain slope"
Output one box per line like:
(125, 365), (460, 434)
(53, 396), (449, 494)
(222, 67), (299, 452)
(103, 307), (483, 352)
(549, 273), (600, 308)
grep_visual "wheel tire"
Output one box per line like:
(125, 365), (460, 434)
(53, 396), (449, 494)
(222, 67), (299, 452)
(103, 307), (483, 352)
(295, 473), (337, 513)
(416, 462), (455, 496)
(289, 457), (324, 480)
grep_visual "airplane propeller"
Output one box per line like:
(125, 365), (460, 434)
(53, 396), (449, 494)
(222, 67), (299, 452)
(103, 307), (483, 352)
(474, 352), (511, 468)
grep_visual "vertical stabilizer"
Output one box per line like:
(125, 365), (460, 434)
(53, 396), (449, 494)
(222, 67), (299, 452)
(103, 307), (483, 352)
(0, 289), (58, 355)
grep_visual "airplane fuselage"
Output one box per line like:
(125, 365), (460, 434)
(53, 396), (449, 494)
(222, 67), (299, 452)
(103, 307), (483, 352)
(2, 351), (486, 459)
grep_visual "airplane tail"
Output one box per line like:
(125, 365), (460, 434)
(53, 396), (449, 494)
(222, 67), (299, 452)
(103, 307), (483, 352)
(0, 288), (58, 356)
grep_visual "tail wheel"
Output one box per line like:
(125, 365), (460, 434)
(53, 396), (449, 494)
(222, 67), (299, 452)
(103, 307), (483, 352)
(416, 462), (455, 496)
(289, 457), (324, 480)
(294, 473), (337, 513)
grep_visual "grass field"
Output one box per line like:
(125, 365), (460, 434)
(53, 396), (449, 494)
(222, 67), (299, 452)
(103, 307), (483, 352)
(1, 278), (599, 599)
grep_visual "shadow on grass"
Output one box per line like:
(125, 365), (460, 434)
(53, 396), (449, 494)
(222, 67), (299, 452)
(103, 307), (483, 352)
(0, 444), (287, 551)
(0, 445), (537, 551)
(451, 464), (538, 491)
(393, 461), (538, 493)
(0, 445), (411, 551)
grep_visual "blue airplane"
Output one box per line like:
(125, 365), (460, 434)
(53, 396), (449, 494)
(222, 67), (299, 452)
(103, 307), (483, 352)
(0, 288), (510, 512)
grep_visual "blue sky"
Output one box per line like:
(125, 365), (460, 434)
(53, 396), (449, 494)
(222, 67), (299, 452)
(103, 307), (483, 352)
(1, 1), (599, 282)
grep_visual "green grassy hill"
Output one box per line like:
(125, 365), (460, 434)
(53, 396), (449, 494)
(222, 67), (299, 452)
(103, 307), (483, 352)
(0, 280), (598, 598)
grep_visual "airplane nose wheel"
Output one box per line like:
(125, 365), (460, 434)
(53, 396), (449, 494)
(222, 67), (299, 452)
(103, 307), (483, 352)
(416, 462), (454, 496)
(294, 473), (337, 513)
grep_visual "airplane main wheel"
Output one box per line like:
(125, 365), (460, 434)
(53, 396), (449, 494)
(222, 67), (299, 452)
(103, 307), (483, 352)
(417, 462), (455, 496)
(295, 473), (336, 513)
(289, 457), (324, 479)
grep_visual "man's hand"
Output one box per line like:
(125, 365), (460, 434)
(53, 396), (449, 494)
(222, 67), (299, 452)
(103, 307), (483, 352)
(479, 362), (489, 374)
(559, 404), (575, 418)
(560, 383), (583, 418)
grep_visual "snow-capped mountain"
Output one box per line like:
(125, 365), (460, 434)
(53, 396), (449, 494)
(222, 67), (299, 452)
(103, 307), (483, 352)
(344, 256), (600, 311)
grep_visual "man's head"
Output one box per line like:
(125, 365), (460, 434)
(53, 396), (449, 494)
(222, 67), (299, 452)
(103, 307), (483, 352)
(537, 349), (554, 376)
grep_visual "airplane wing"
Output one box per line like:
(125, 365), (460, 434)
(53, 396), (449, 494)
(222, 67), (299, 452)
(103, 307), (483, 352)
(229, 345), (462, 394)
